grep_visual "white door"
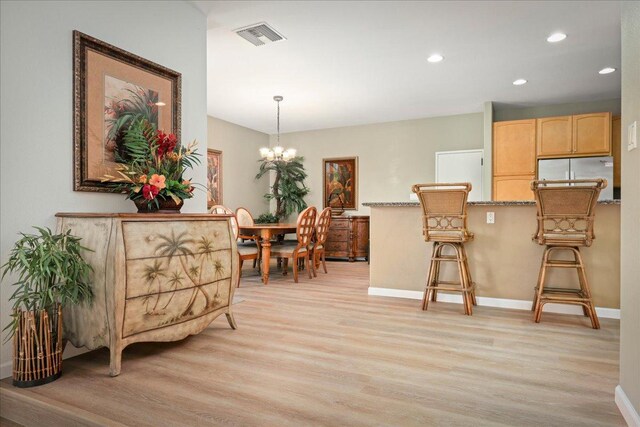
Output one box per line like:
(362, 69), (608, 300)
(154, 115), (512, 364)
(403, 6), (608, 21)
(435, 150), (484, 201)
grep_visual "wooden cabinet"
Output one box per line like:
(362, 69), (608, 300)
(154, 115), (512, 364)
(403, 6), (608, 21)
(612, 116), (621, 187)
(493, 175), (535, 201)
(56, 213), (239, 376)
(325, 215), (369, 261)
(537, 116), (572, 157)
(573, 112), (611, 155)
(493, 120), (537, 176)
(537, 112), (611, 158)
(492, 120), (536, 200)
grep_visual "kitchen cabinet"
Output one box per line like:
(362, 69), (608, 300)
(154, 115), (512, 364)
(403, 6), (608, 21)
(536, 116), (572, 157)
(573, 112), (611, 156)
(493, 175), (535, 201)
(536, 112), (611, 158)
(325, 215), (369, 261)
(612, 116), (621, 187)
(493, 119), (537, 176)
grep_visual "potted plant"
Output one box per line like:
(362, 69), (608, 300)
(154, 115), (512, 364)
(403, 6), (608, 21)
(103, 117), (201, 213)
(255, 213), (279, 224)
(2, 227), (93, 387)
(255, 156), (310, 221)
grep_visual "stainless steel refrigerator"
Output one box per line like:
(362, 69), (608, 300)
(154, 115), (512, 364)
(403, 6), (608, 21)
(537, 156), (614, 200)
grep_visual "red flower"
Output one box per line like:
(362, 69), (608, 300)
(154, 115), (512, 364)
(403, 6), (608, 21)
(156, 130), (178, 159)
(142, 184), (159, 200)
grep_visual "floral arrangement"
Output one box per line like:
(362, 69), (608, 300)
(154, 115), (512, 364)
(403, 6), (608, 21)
(103, 118), (200, 209)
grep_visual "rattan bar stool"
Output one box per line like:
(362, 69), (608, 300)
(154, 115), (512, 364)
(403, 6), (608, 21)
(530, 179), (606, 329)
(412, 183), (477, 315)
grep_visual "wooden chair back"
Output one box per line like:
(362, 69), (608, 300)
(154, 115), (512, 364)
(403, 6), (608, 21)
(235, 207), (255, 227)
(411, 183), (472, 242)
(209, 205), (239, 240)
(531, 179), (606, 247)
(296, 206), (318, 247)
(315, 207), (332, 245)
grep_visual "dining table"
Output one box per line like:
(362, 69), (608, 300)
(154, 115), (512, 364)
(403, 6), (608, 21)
(238, 223), (297, 284)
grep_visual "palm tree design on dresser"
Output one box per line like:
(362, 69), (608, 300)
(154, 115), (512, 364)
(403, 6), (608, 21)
(142, 260), (166, 315)
(141, 230), (228, 320)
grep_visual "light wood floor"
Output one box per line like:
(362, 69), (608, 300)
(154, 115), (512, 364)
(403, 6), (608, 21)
(0, 261), (624, 426)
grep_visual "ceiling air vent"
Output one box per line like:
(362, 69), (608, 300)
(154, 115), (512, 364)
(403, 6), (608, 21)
(235, 22), (286, 46)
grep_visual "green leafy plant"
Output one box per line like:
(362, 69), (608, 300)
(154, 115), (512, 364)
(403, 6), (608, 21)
(103, 117), (201, 210)
(255, 157), (310, 221)
(1, 227), (94, 337)
(255, 213), (279, 224)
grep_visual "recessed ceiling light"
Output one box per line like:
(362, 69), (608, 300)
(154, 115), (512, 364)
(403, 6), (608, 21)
(599, 67), (616, 74)
(547, 33), (567, 43)
(513, 79), (528, 86)
(427, 54), (444, 63)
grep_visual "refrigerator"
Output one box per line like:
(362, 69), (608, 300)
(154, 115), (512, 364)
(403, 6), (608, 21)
(537, 156), (614, 200)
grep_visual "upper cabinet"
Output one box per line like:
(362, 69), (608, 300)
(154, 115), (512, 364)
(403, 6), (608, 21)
(537, 116), (572, 157)
(612, 116), (621, 187)
(493, 119), (536, 176)
(573, 112), (612, 156)
(537, 112), (611, 158)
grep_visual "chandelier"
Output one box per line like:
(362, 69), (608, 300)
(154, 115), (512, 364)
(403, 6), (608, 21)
(259, 96), (296, 161)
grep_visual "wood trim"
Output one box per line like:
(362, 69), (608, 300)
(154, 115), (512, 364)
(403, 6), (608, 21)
(56, 213), (233, 219)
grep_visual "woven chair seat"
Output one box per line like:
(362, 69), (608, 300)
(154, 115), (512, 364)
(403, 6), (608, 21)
(238, 245), (259, 256)
(428, 230), (474, 242)
(270, 241), (309, 256)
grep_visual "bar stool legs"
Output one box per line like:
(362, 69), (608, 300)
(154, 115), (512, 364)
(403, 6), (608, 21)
(531, 246), (600, 329)
(422, 242), (477, 315)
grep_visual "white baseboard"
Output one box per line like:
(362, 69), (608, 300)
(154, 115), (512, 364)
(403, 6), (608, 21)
(616, 385), (640, 427)
(367, 287), (620, 319)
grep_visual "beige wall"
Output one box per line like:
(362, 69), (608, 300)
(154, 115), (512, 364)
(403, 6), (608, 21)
(493, 98), (621, 122)
(272, 113), (484, 216)
(0, 0), (207, 379)
(619, 0), (640, 417)
(370, 204), (620, 309)
(208, 116), (270, 216)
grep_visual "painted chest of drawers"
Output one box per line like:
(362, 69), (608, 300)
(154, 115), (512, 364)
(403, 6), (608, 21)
(56, 213), (238, 376)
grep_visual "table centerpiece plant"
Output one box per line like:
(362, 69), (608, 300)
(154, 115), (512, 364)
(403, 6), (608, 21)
(2, 227), (93, 387)
(103, 117), (201, 213)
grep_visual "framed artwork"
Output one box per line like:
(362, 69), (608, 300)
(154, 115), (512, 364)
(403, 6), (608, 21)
(73, 30), (181, 192)
(323, 157), (358, 210)
(207, 149), (223, 208)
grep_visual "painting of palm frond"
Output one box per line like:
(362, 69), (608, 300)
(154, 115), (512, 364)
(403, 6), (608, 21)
(104, 75), (159, 163)
(207, 149), (222, 208)
(323, 157), (358, 210)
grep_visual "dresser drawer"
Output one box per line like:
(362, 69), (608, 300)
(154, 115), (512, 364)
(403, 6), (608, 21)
(125, 249), (233, 299)
(325, 241), (349, 254)
(326, 228), (349, 243)
(123, 277), (232, 337)
(329, 218), (349, 229)
(122, 220), (232, 260)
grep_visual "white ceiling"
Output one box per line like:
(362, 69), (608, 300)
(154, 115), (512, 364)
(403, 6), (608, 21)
(193, 1), (621, 134)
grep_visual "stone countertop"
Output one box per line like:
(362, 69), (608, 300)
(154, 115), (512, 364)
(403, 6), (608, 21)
(362, 199), (621, 207)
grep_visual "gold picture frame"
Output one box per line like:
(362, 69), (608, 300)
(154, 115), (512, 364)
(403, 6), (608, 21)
(73, 30), (181, 192)
(323, 157), (358, 210)
(207, 149), (223, 208)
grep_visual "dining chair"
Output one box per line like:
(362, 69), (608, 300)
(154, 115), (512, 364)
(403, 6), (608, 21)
(311, 207), (332, 277)
(412, 183), (477, 315)
(235, 206), (261, 268)
(269, 206), (317, 283)
(530, 179), (606, 328)
(209, 205), (259, 285)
